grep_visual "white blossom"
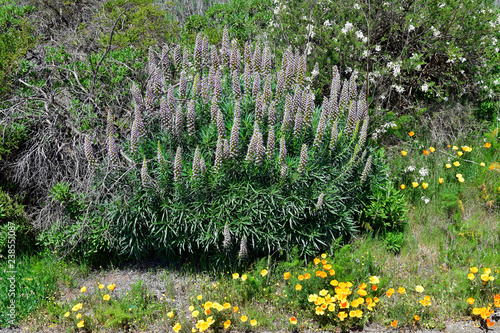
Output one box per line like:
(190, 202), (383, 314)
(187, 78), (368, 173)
(391, 84), (405, 93)
(375, 45), (381, 52)
(341, 21), (354, 34)
(306, 24), (316, 38)
(323, 19), (331, 27)
(409, 24), (415, 32)
(354, 3), (361, 9)
(421, 83), (429, 92)
(439, 3), (446, 8)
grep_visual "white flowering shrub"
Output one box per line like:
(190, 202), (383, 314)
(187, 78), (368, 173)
(262, 0), (500, 112)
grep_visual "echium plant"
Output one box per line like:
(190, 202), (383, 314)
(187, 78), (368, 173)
(82, 28), (387, 263)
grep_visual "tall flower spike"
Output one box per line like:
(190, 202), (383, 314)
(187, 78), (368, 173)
(345, 100), (357, 134)
(321, 96), (330, 120)
(266, 126), (275, 161)
(254, 93), (264, 124)
(244, 41), (252, 67)
(157, 141), (165, 166)
(216, 108), (225, 139)
(359, 116), (369, 147)
(202, 36), (209, 68)
(107, 132), (119, 165)
(201, 76), (210, 103)
(278, 136), (287, 166)
(263, 74), (272, 105)
(153, 66), (164, 95)
(223, 138), (230, 160)
(221, 26), (230, 67)
(141, 157), (151, 188)
(313, 110), (327, 148)
(214, 136), (223, 174)
(245, 124), (258, 163)
(291, 86), (302, 118)
(244, 64), (252, 95)
(174, 105), (184, 138)
(329, 121), (338, 150)
(145, 85), (154, 113)
(293, 109), (303, 139)
(267, 101), (276, 127)
(134, 103), (146, 138)
(229, 100), (240, 158)
(230, 40), (240, 72)
(106, 110), (114, 139)
(173, 45), (182, 70)
(275, 70), (284, 101)
(254, 131), (265, 166)
(210, 95), (219, 123)
(329, 93), (339, 122)
(200, 156), (206, 175)
(303, 91), (314, 127)
(282, 46), (291, 72)
(173, 146), (182, 183)
(360, 155), (372, 183)
(330, 65), (340, 102)
(223, 224), (231, 249)
(232, 70), (241, 100)
(252, 43), (261, 73)
(213, 69), (222, 103)
(211, 46), (220, 69)
(338, 79), (349, 113)
(238, 236), (248, 260)
(252, 73), (261, 98)
(262, 45), (271, 77)
(295, 54), (306, 87)
(130, 120), (138, 154)
(297, 144), (308, 174)
(192, 146), (201, 180)
(186, 100), (196, 136)
(194, 33), (203, 71)
(348, 73), (357, 104)
(179, 70), (187, 98)
(130, 83), (143, 110)
(316, 192), (325, 209)
(192, 73), (200, 97)
(84, 135), (96, 167)
(280, 161), (287, 180)
(284, 51), (296, 89)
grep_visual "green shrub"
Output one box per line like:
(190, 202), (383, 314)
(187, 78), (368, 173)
(67, 30), (388, 264)
(0, 188), (32, 255)
(0, 0), (35, 97)
(100, 0), (180, 49)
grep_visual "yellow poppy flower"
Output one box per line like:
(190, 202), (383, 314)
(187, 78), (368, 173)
(192, 310), (199, 317)
(412, 182), (419, 188)
(107, 283), (116, 291)
(369, 276), (380, 284)
(290, 317), (297, 325)
(453, 161), (460, 167)
(484, 142), (492, 148)
(98, 284), (104, 289)
(296, 284), (302, 291)
(446, 163), (451, 168)
(241, 274), (247, 281)
(173, 323), (181, 333)
(401, 150), (408, 156)
(408, 131), (415, 137)
(484, 268), (492, 274)
(197, 295), (203, 300)
(103, 294), (110, 301)
(386, 288), (395, 297)
(458, 151), (463, 156)
(470, 267), (478, 273)
(224, 320), (231, 329)
(415, 285), (424, 293)
(400, 184), (406, 190)
(284, 272), (291, 280)
(480, 162), (486, 167)
(468, 273), (475, 280)
(453, 146), (458, 150)
(467, 297), (475, 305)
(240, 315), (248, 322)
(232, 273), (239, 279)
(250, 319), (257, 326)
(77, 320), (84, 328)
(167, 311), (174, 318)
(338, 311), (348, 321)
(481, 274), (490, 282)
(76, 313), (82, 319)
(422, 182), (428, 189)
(429, 147), (435, 152)
(260, 269), (268, 277)
(439, 178), (444, 184)
(72, 303), (82, 312)
(398, 287), (406, 294)
(80, 286), (87, 293)
(64, 311), (70, 318)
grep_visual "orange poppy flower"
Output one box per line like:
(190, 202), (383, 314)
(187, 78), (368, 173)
(408, 131), (415, 137)
(423, 150), (429, 155)
(391, 320), (398, 328)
